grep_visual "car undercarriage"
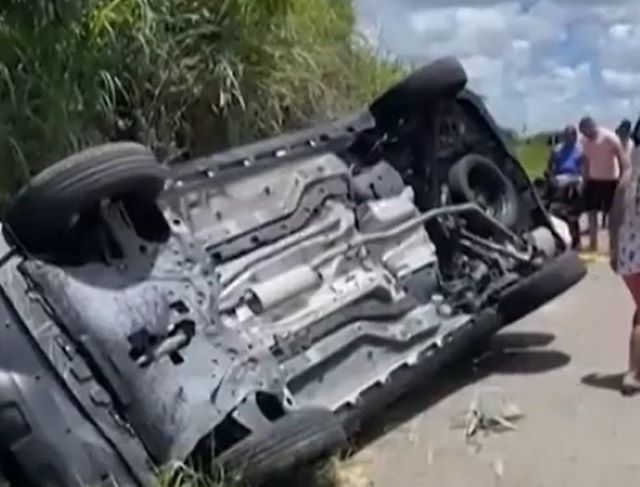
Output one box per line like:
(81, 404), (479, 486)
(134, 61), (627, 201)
(0, 57), (586, 486)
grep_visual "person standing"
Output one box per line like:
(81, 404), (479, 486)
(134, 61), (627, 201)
(578, 116), (629, 252)
(547, 124), (583, 177)
(546, 124), (584, 248)
(609, 116), (640, 393)
(606, 120), (636, 228)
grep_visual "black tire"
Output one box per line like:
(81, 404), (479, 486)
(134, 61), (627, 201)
(217, 408), (347, 482)
(370, 56), (468, 125)
(533, 176), (548, 198)
(5, 142), (167, 254)
(498, 250), (586, 324)
(448, 154), (519, 230)
(336, 309), (501, 436)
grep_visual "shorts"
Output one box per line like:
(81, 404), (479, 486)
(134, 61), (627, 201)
(548, 176), (583, 218)
(583, 179), (618, 212)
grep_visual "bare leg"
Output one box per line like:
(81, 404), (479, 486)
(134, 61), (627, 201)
(622, 275), (640, 394)
(622, 313), (640, 395)
(588, 211), (598, 252)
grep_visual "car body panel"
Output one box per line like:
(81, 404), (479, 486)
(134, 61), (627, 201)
(0, 57), (587, 486)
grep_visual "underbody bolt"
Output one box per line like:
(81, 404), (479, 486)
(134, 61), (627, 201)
(438, 304), (453, 317)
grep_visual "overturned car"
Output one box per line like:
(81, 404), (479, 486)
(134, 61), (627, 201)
(0, 57), (586, 486)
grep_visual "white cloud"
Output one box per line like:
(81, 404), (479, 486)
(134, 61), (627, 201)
(602, 69), (640, 96)
(355, 0), (640, 133)
(609, 23), (633, 40)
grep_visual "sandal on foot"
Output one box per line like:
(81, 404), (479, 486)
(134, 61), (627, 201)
(621, 372), (640, 395)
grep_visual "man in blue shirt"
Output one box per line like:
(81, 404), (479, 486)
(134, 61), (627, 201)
(545, 124), (584, 249)
(548, 124), (583, 177)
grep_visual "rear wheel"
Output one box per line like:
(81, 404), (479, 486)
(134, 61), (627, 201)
(448, 153), (519, 231)
(370, 57), (468, 127)
(5, 142), (167, 256)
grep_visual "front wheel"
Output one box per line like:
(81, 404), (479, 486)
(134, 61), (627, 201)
(216, 407), (347, 483)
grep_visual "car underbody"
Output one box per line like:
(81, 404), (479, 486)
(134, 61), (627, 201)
(0, 57), (586, 486)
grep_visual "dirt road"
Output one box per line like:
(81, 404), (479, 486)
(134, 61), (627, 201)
(355, 258), (640, 487)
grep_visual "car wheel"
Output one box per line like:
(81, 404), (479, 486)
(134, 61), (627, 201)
(448, 153), (519, 230)
(4, 142), (167, 255)
(369, 56), (468, 126)
(498, 250), (586, 324)
(216, 407), (347, 483)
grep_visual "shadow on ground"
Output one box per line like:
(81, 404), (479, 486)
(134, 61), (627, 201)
(580, 372), (625, 393)
(352, 330), (571, 451)
(207, 332), (571, 487)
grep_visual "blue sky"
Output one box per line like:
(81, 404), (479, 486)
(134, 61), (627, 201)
(355, 0), (640, 134)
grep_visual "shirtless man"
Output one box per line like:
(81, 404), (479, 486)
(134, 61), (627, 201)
(579, 116), (630, 252)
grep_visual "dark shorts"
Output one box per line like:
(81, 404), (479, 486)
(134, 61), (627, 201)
(583, 179), (618, 212)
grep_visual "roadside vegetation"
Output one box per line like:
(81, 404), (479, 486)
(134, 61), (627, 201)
(1, 2), (551, 486)
(0, 0), (403, 210)
(1, 1), (393, 485)
(151, 457), (369, 487)
(0, 0), (551, 212)
(515, 136), (551, 177)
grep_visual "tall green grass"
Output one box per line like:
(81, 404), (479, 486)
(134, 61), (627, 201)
(515, 137), (551, 177)
(0, 0), (403, 206)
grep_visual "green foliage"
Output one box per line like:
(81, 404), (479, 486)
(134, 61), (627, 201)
(149, 457), (349, 487)
(152, 462), (241, 487)
(515, 137), (550, 177)
(0, 0), (403, 203)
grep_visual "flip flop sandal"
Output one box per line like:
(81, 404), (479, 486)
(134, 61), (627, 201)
(621, 372), (640, 396)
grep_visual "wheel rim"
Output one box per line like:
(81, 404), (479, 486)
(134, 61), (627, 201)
(468, 166), (509, 221)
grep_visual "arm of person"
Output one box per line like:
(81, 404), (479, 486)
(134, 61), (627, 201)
(616, 139), (632, 181)
(581, 154), (589, 180)
(576, 153), (586, 187)
(578, 139), (589, 180)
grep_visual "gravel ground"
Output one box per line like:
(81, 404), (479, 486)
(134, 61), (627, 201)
(354, 255), (640, 487)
